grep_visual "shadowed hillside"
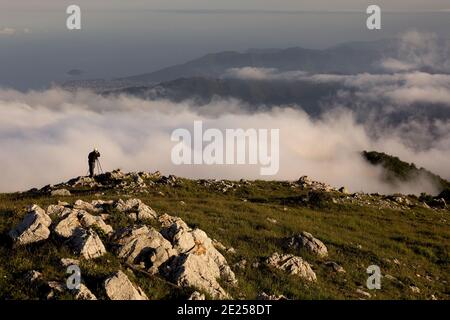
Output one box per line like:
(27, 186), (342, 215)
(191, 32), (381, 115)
(362, 151), (450, 193)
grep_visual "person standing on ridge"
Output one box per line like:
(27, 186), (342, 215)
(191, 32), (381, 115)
(88, 148), (101, 178)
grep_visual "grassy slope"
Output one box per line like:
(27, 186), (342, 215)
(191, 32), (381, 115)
(0, 177), (449, 300)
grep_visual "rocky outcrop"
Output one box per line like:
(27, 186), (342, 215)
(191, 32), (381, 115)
(266, 252), (317, 282)
(104, 270), (148, 300)
(169, 253), (230, 299)
(67, 176), (99, 188)
(297, 176), (335, 192)
(71, 228), (106, 260)
(9, 205), (52, 245)
(286, 231), (328, 258)
(60, 258), (80, 267)
(10, 197), (238, 300)
(47, 204), (69, 216)
(51, 189), (71, 197)
(74, 200), (99, 212)
(161, 215), (236, 299)
(72, 284), (97, 300)
(55, 207), (113, 238)
(115, 198), (157, 221)
(78, 211), (113, 235)
(114, 225), (176, 273)
(54, 210), (82, 238)
(188, 291), (206, 300)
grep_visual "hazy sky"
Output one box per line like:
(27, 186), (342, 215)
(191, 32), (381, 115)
(1, 1), (450, 89)
(1, 0), (450, 12)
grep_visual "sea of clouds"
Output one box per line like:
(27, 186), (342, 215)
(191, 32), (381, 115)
(0, 31), (448, 194)
(0, 87), (448, 194)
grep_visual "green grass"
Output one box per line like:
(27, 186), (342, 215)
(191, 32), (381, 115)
(0, 177), (449, 300)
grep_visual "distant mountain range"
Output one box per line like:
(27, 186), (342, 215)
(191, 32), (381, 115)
(63, 39), (402, 91)
(60, 38), (450, 127)
(117, 40), (398, 83)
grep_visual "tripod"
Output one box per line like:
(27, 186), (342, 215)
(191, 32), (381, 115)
(86, 159), (104, 177)
(96, 159), (104, 175)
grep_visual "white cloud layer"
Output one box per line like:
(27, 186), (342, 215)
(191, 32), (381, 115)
(0, 88), (448, 195)
(225, 67), (450, 107)
(381, 31), (450, 72)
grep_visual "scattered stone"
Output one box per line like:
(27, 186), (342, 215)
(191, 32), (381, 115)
(356, 288), (372, 298)
(234, 259), (247, 269)
(297, 176), (336, 192)
(104, 270), (148, 300)
(108, 169), (125, 180)
(324, 261), (346, 273)
(60, 258), (80, 268)
(128, 212), (138, 221)
(384, 274), (404, 286)
(169, 252), (232, 299)
(47, 204), (68, 216)
(25, 264), (94, 299)
(9, 205), (52, 245)
(114, 225), (176, 274)
(47, 281), (65, 293)
(25, 270), (43, 283)
(54, 210), (81, 238)
(51, 189), (71, 197)
(159, 175), (178, 186)
(410, 286), (421, 294)
(131, 173), (144, 185)
(257, 292), (288, 300)
(188, 291), (206, 300)
(46, 281), (66, 299)
(71, 228), (106, 260)
(72, 283), (97, 300)
(68, 176), (98, 188)
(286, 231), (328, 258)
(266, 217), (277, 224)
(78, 211), (113, 235)
(115, 198), (157, 221)
(266, 252), (316, 282)
(74, 200), (97, 212)
(384, 274), (395, 280)
(91, 199), (114, 207)
(162, 217), (237, 299)
(212, 239), (227, 251)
